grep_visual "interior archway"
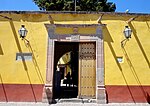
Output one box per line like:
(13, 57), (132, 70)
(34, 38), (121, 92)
(53, 41), (79, 99)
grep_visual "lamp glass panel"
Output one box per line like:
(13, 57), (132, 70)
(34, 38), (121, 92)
(124, 28), (131, 38)
(19, 27), (27, 37)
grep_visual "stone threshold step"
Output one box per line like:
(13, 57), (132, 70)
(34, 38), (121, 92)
(55, 98), (96, 103)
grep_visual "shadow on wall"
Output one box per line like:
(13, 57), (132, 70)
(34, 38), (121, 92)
(102, 22), (150, 103)
(9, 20), (28, 71)
(25, 71), (37, 102)
(0, 74), (8, 102)
(8, 20), (42, 102)
(147, 93), (150, 104)
(10, 18), (44, 91)
(24, 41), (44, 84)
(102, 25), (122, 71)
(0, 44), (4, 55)
(103, 24), (133, 102)
(0, 15), (41, 102)
(128, 22), (150, 68)
(103, 25), (135, 102)
(146, 21), (150, 29)
(122, 46), (150, 103)
(123, 21), (150, 100)
(0, 73), (44, 102)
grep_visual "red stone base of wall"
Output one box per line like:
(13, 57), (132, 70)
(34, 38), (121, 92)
(0, 84), (44, 102)
(106, 85), (150, 103)
(1, 84), (150, 103)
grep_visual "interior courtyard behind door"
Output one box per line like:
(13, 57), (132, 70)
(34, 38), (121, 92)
(53, 42), (96, 99)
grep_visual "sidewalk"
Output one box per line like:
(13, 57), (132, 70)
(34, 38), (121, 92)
(0, 102), (149, 106)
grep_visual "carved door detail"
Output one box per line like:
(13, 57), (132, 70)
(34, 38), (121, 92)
(78, 42), (96, 99)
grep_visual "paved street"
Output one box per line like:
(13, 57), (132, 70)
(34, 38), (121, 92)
(0, 102), (149, 106)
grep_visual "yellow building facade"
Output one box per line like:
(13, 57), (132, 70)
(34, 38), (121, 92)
(0, 11), (150, 103)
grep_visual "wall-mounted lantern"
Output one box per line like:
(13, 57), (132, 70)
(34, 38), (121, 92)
(123, 26), (132, 39)
(18, 25), (28, 39)
(121, 26), (132, 47)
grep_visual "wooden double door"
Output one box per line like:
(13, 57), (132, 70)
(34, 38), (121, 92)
(78, 42), (96, 99)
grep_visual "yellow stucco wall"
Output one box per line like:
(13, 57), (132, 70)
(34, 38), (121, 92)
(0, 14), (48, 84)
(0, 12), (150, 86)
(104, 20), (150, 85)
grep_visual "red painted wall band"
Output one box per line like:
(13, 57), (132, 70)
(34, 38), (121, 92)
(106, 85), (150, 103)
(0, 84), (150, 103)
(0, 84), (44, 102)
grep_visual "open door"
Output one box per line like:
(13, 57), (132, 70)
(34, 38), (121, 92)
(78, 42), (96, 99)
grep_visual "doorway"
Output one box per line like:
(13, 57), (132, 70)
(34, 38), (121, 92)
(53, 41), (96, 99)
(53, 41), (79, 99)
(43, 24), (106, 103)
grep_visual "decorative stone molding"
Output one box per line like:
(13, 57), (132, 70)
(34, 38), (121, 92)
(42, 24), (106, 104)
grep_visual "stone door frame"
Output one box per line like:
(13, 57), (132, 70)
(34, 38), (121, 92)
(42, 24), (106, 104)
